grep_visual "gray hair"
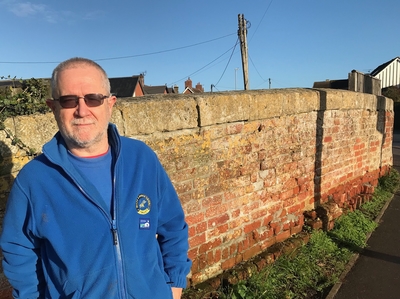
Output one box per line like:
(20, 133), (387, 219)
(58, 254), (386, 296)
(51, 57), (111, 98)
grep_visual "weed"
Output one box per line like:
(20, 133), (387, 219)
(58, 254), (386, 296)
(378, 167), (400, 194)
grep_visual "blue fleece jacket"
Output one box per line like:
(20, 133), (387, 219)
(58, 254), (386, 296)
(0, 124), (192, 299)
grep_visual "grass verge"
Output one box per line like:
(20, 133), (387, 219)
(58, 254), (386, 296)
(186, 168), (400, 299)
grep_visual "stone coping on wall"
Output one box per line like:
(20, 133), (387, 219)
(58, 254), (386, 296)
(1, 88), (392, 150)
(113, 89), (392, 134)
(0, 88), (392, 175)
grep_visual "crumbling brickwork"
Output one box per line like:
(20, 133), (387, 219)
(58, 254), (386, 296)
(0, 88), (393, 296)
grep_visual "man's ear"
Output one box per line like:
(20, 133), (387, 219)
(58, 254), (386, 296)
(46, 99), (57, 113)
(108, 95), (117, 109)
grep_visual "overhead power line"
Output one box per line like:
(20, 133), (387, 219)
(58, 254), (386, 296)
(94, 32), (236, 62)
(246, 0), (274, 88)
(214, 38), (239, 88)
(0, 32), (236, 64)
(169, 39), (239, 86)
(249, 0), (274, 42)
(249, 54), (267, 82)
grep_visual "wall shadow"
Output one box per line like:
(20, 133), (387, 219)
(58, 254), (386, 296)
(377, 95), (389, 170)
(314, 90), (327, 210)
(327, 235), (400, 265)
(393, 102), (400, 131)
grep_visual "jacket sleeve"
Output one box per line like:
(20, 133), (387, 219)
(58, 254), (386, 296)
(156, 165), (192, 289)
(0, 179), (45, 298)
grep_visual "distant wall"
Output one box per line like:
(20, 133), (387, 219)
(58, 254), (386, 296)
(313, 70), (381, 96)
(348, 70), (381, 95)
(0, 88), (393, 294)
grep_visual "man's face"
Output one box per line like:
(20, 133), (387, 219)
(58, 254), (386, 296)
(47, 65), (116, 156)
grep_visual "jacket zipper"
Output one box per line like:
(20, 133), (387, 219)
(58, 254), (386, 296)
(111, 172), (127, 299)
(68, 172), (127, 299)
(112, 221), (118, 245)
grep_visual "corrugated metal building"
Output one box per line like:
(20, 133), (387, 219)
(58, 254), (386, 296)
(370, 57), (400, 89)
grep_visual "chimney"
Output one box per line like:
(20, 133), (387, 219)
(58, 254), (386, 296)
(138, 73), (145, 86)
(185, 77), (192, 89)
(174, 85), (179, 93)
(195, 82), (204, 92)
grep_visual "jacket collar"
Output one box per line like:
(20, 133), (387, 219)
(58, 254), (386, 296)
(42, 123), (121, 167)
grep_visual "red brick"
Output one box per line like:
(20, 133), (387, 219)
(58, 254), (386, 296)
(207, 223), (229, 238)
(188, 226), (196, 238)
(195, 221), (208, 234)
(198, 253), (207, 269)
(243, 244), (262, 261)
(185, 212), (204, 226)
(208, 213), (230, 227)
(290, 224), (303, 235)
(275, 230), (291, 243)
(202, 195), (223, 208)
(244, 220), (261, 234)
(174, 180), (193, 194)
(206, 204), (228, 218)
(188, 248), (198, 261)
(189, 233), (206, 247)
(221, 257), (236, 270)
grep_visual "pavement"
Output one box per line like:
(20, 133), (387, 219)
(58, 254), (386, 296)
(326, 132), (400, 299)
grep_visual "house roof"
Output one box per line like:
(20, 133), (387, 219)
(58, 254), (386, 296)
(109, 76), (175, 96)
(143, 85), (167, 95)
(109, 76), (142, 97)
(182, 86), (203, 94)
(167, 87), (176, 94)
(312, 79), (348, 90)
(370, 57), (400, 77)
(0, 80), (23, 88)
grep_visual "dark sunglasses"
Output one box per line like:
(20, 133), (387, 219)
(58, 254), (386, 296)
(53, 93), (109, 108)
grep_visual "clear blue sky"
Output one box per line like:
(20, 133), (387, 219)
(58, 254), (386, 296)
(0, 0), (399, 92)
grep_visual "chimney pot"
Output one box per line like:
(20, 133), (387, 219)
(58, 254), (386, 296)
(185, 77), (193, 89)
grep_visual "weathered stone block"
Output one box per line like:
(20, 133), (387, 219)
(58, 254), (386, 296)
(114, 96), (198, 135)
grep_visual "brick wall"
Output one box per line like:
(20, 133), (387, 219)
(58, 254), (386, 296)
(0, 88), (393, 295)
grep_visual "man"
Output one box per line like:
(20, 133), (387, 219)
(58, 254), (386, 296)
(0, 57), (192, 298)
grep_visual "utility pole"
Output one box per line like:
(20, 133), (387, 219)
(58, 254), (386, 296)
(238, 14), (249, 90)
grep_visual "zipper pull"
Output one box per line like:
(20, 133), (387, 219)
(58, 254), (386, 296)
(112, 220), (118, 245)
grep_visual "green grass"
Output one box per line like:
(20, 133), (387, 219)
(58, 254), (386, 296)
(327, 210), (378, 250)
(184, 168), (400, 299)
(233, 231), (352, 299)
(220, 230), (353, 299)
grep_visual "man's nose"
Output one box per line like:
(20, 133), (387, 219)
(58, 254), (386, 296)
(74, 98), (91, 116)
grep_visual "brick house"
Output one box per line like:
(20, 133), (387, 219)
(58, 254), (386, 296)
(109, 75), (145, 97)
(109, 74), (179, 97)
(182, 77), (204, 94)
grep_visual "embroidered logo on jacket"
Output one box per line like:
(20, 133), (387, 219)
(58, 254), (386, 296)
(136, 194), (151, 215)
